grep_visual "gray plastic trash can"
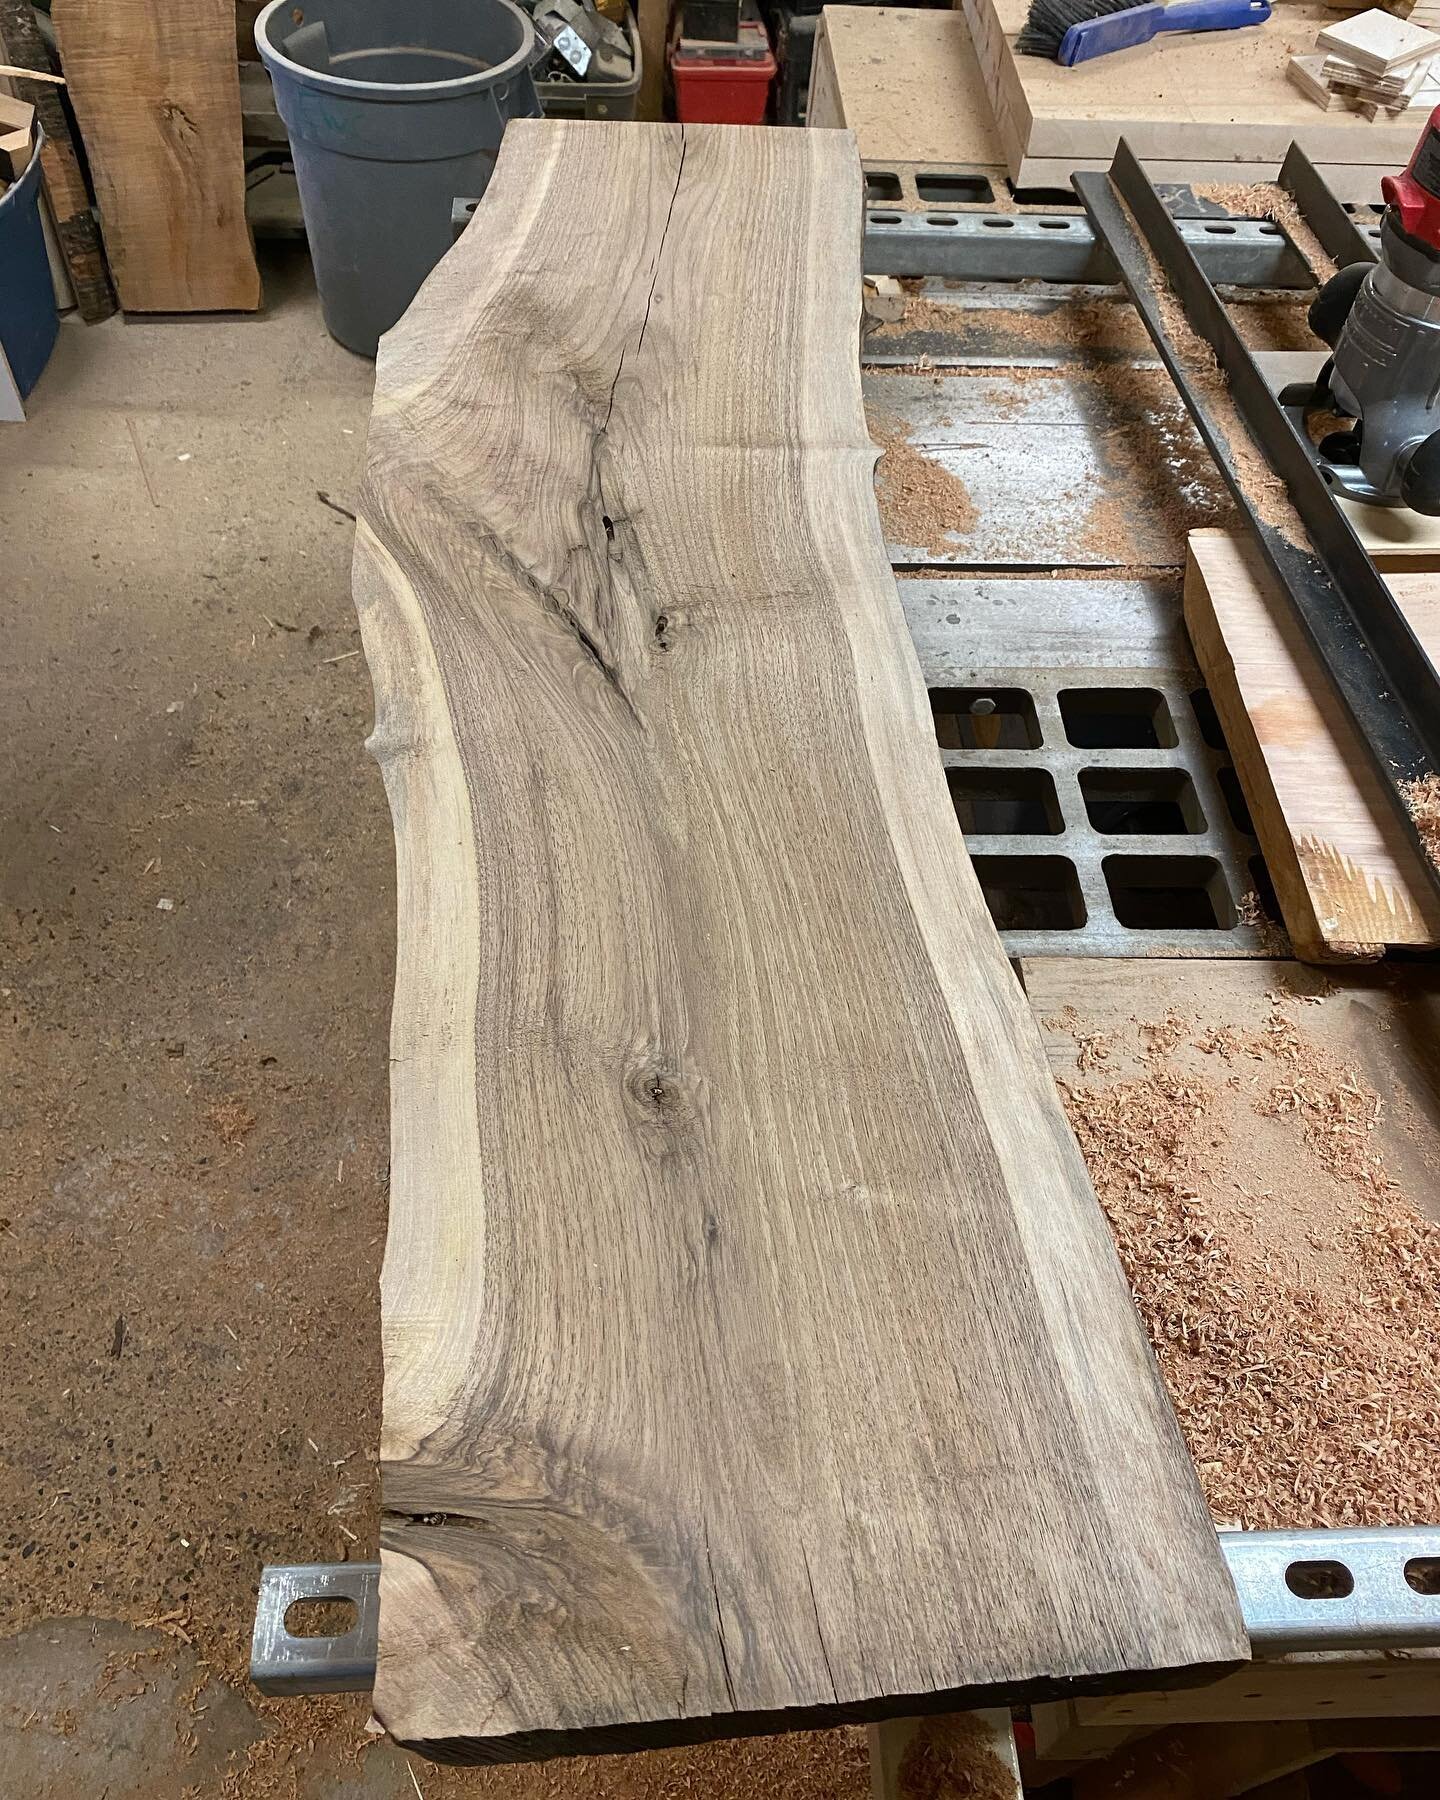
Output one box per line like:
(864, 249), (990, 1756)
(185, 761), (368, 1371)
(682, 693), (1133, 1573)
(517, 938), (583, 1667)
(255, 0), (541, 356)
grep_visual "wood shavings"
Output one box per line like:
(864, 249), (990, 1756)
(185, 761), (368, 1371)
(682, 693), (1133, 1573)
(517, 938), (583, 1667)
(1063, 1005), (1440, 1530)
(1195, 182), (1339, 286)
(1402, 771), (1440, 869)
(204, 1097), (257, 1146)
(868, 408), (976, 557)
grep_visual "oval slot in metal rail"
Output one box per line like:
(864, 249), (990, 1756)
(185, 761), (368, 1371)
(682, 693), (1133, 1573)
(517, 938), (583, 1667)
(250, 1527), (1440, 1695)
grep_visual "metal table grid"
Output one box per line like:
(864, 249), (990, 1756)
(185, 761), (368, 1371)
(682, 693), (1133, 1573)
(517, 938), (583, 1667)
(902, 578), (1274, 958)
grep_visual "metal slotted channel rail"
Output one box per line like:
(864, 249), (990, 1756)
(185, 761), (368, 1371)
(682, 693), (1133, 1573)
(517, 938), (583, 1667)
(251, 1529), (1440, 1694)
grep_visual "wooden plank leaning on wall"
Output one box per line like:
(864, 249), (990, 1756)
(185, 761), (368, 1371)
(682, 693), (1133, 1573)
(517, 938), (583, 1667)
(52, 0), (258, 312)
(0, 0), (114, 321)
(353, 117), (1248, 1763)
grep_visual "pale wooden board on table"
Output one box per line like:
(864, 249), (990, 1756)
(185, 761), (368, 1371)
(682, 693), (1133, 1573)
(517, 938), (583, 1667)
(1023, 954), (1440, 1777)
(52, 0), (258, 312)
(355, 117), (1247, 1763)
(1317, 6), (1440, 70)
(1184, 529), (1440, 959)
(958, 0), (1433, 177)
(807, 7), (1003, 164)
(1022, 954), (1440, 1216)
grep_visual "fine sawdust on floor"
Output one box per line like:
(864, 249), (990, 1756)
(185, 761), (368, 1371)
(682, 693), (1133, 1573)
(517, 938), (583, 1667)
(868, 406), (977, 555)
(1054, 995), (1440, 1530)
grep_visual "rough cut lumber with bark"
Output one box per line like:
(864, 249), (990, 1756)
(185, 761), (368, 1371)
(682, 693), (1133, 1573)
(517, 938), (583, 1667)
(1185, 529), (1440, 959)
(52, 0), (258, 312)
(355, 117), (1248, 1766)
(0, 0), (114, 321)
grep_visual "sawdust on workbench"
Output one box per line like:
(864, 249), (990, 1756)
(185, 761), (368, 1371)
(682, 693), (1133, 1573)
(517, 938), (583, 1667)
(896, 1714), (1016, 1800)
(1402, 772), (1440, 870)
(1195, 182), (1339, 288)
(1139, 237), (1305, 541)
(1058, 995), (1440, 1529)
(869, 407), (977, 556)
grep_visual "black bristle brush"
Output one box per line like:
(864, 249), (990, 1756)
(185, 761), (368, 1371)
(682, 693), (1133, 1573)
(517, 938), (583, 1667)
(1015, 0), (1135, 57)
(1016, 0), (1270, 62)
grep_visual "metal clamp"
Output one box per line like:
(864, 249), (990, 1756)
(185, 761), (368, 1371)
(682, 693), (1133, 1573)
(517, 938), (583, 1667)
(251, 1528), (1440, 1697)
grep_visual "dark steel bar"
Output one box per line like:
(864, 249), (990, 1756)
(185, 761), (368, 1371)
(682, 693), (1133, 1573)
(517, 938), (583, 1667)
(1074, 146), (1440, 903)
(1278, 144), (1379, 270)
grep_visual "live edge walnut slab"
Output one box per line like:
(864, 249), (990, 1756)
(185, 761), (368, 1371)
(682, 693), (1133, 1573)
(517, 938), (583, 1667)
(352, 118), (1247, 1765)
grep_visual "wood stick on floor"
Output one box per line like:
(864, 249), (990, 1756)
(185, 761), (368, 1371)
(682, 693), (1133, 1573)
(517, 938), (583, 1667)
(355, 118), (1249, 1765)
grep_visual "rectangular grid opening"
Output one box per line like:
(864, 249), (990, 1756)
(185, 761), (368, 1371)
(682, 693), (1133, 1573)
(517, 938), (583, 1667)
(931, 686), (1041, 750)
(916, 171), (994, 205)
(1104, 855), (1235, 930)
(947, 767), (1063, 835)
(972, 855), (1086, 931)
(1059, 687), (1177, 749)
(865, 169), (904, 202)
(1080, 768), (1205, 835)
(1189, 686), (1228, 750)
(1216, 765), (1255, 834)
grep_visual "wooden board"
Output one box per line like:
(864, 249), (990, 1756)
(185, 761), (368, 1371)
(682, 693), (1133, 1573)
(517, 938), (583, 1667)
(52, 0), (258, 312)
(355, 117), (1247, 1764)
(808, 8), (1003, 164)
(0, 0), (114, 321)
(636, 0), (669, 121)
(959, 0), (1432, 177)
(1184, 528), (1440, 957)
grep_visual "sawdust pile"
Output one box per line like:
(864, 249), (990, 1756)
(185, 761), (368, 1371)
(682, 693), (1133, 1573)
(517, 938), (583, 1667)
(895, 1714), (1017, 1800)
(1063, 1003), (1440, 1529)
(1195, 181), (1338, 287)
(868, 408), (977, 557)
(1402, 772), (1440, 871)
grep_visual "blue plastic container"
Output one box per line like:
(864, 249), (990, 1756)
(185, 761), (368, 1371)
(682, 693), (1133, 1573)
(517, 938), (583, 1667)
(0, 129), (59, 399)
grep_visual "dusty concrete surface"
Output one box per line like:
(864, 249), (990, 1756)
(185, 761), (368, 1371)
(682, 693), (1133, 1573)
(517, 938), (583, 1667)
(0, 249), (870, 1798)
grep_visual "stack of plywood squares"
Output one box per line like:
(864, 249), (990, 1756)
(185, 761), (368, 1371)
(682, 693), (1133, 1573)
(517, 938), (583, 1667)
(1288, 6), (1440, 115)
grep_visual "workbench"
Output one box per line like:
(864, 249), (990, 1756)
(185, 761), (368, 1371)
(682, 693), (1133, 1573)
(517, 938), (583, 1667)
(256, 164), (1440, 1798)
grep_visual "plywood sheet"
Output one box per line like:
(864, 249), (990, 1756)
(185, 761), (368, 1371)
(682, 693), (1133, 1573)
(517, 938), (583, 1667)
(356, 117), (1247, 1764)
(53, 0), (258, 312)
(960, 0), (1432, 174)
(809, 7), (1003, 164)
(1184, 528), (1440, 957)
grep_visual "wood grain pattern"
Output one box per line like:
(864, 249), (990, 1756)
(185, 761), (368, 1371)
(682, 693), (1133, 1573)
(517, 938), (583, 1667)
(357, 119), (1247, 1765)
(1185, 528), (1440, 959)
(52, 0), (258, 312)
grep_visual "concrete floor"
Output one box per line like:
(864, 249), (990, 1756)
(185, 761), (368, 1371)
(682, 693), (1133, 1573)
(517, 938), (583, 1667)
(0, 249), (871, 1799)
